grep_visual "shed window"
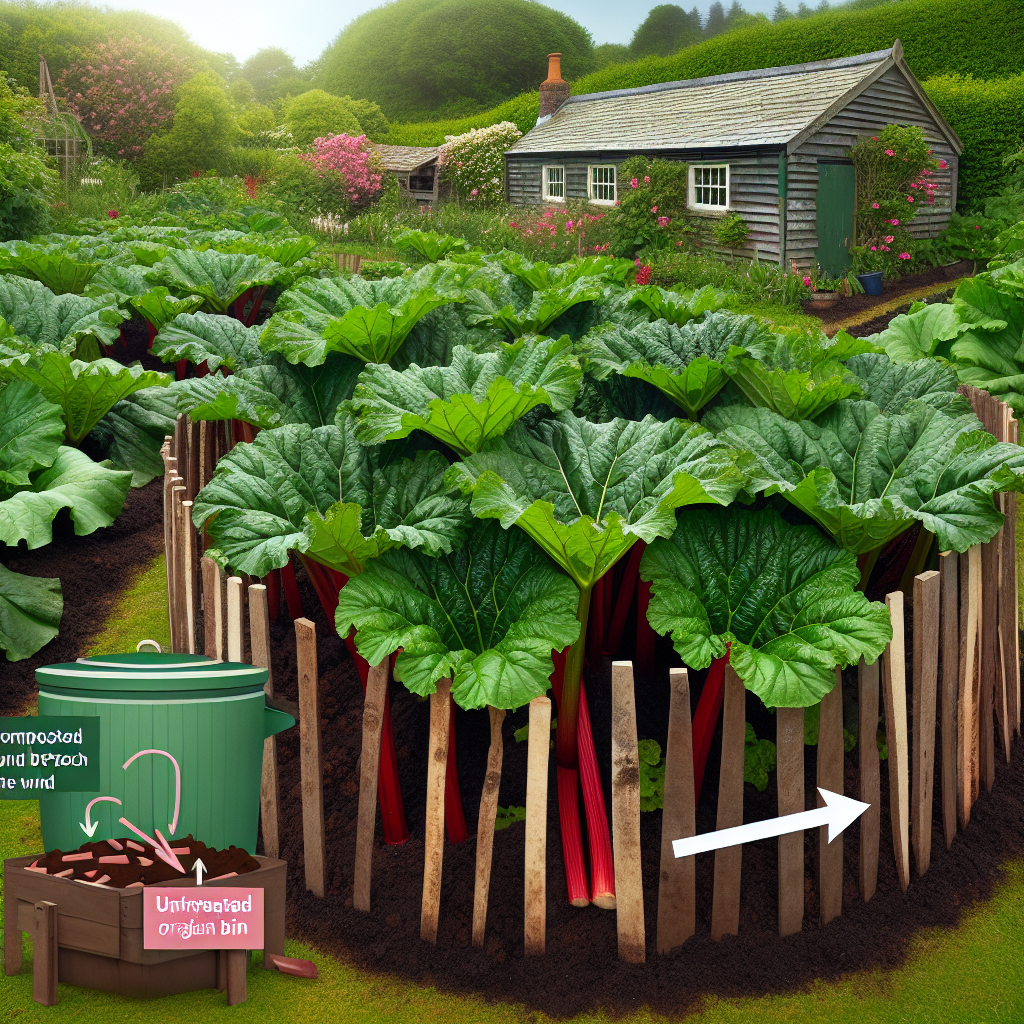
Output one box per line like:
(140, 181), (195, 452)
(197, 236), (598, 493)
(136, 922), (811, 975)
(588, 165), (616, 204)
(544, 165), (565, 201)
(690, 165), (729, 210)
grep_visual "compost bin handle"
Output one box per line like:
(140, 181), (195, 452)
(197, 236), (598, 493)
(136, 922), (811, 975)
(264, 704), (296, 738)
(137, 639), (163, 653)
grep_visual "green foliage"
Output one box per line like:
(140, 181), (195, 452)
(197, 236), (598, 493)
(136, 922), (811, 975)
(394, 230), (469, 262)
(238, 47), (307, 105)
(494, 805), (526, 830)
(235, 103), (277, 144)
(638, 739), (666, 811)
(388, 94), (539, 148)
(316, 0), (596, 121)
(924, 75), (1024, 212)
(0, 561), (63, 662)
(713, 213), (750, 251)
(743, 723), (777, 791)
(284, 90), (362, 147)
(610, 156), (691, 257)
(630, 6), (704, 59)
(0, 74), (54, 241)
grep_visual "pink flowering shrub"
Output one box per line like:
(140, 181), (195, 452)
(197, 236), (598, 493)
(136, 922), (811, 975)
(299, 133), (382, 211)
(507, 201), (614, 260)
(59, 36), (196, 161)
(609, 155), (692, 257)
(438, 122), (521, 205)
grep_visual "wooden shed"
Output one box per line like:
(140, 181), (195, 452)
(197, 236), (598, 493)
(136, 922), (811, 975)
(372, 144), (447, 204)
(505, 42), (962, 271)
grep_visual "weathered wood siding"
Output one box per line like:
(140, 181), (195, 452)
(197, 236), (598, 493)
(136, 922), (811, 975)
(506, 148), (784, 263)
(787, 65), (958, 265)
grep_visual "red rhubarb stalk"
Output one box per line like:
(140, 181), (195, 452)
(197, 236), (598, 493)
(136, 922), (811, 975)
(586, 576), (605, 668)
(635, 579), (656, 678)
(692, 644), (731, 803)
(602, 542), (645, 657)
(146, 320), (157, 350)
(265, 567), (281, 623)
(444, 702), (469, 845)
(577, 682), (614, 907)
(231, 288), (254, 322)
(280, 557), (303, 619)
(244, 286), (269, 327)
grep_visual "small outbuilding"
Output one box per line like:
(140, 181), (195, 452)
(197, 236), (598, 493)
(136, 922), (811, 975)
(372, 144), (448, 204)
(505, 43), (962, 271)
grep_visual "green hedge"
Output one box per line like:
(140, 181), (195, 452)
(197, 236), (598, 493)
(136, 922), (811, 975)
(387, 93), (539, 147)
(924, 74), (1024, 211)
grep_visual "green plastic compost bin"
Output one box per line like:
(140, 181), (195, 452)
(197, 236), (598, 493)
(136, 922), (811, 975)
(35, 653), (295, 854)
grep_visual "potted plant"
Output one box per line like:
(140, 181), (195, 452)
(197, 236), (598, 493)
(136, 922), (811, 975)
(801, 265), (844, 309)
(850, 246), (887, 295)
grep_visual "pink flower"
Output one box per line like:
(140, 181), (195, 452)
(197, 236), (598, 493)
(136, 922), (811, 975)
(657, 216), (670, 227)
(872, 202), (880, 209)
(676, 240), (683, 247)
(889, 219), (900, 226)
(509, 221), (518, 229)
(884, 235), (894, 243)
(544, 209), (553, 219)
(975, 225), (981, 230)
(939, 159), (948, 169)
(630, 177), (639, 188)
(898, 252), (910, 260)
(107, 210), (118, 218)
(906, 196), (915, 202)
(885, 149), (895, 156)
(880, 245), (890, 251)
(651, 206), (658, 213)
(803, 276), (812, 286)
(470, 189), (478, 197)
(870, 246), (878, 251)
(644, 175), (650, 183)
(565, 221), (574, 231)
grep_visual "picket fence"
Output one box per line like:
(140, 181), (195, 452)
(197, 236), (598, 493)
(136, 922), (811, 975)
(160, 392), (1021, 962)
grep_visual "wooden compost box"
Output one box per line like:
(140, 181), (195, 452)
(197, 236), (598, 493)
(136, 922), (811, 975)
(3, 854), (286, 1000)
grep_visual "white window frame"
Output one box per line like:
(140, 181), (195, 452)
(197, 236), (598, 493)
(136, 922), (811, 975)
(588, 164), (617, 205)
(689, 164), (730, 212)
(543, 165), (565, 202)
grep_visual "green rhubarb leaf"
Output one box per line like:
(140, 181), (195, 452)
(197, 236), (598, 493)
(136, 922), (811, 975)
(866, 302), (965, 363)
(0, 447), (132, 549)
(13, 250), (102, 295)
(446, 411), (748, 589)
(130, 288), (204, 331)
(499, 253), (634, 291)
(627, 284), (731, 325)
(640, 505), (892, 707)
(6, 354), (171, 446)
(349, 335), (582, 454)
(465, 277), (603, 338)
(0, 380), (65, 489)
(91, 387), (179, 488)
(83, 264), (149, 300)
(0, 564), (63, 662)
(336, 520), (580, 710)
(577, 312), (762, 419)
(842, 353), (967, 415)
(146, 250), (287, 314)
(153, 312), (265, 373)
(394, 230), (469, 262)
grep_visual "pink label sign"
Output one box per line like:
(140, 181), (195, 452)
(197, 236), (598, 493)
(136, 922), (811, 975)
(143, 887), (264, 949)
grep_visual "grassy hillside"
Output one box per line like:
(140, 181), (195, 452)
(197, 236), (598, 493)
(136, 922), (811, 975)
(388, 0), (1022, 146)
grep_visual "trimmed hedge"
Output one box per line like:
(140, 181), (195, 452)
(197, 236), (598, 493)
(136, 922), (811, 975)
(924, 75), (1024, 211)
(388, 93), (539, 147)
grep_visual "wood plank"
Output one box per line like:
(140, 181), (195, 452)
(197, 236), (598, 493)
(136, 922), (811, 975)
(776, 706), (804, 934)
(966, 545), (982, 819)
(939, 552), (959, 850)
(882, 591), (910, 891)
(225, 948), (247, 1006)
(421, 679), (452, 945)
(354, 660), (389, 914)
(181, 499), (197, 655)
(32, 901), (58, 1006)
(1012, 417), (1021, 737)
(472, 706), (506, 947)
(858, 657), (881, 900)
(998, 492), (1015, 759)
(249, 584), (280, 862)
(611, 661), (645, 963)
(295, 617), (325, 898)
(10, 871), (121, 926)
(171, 483), (186, 653)
(981, 535), (999, 793)
(818, 667), (844, 925)
(657, 667), (695, 953)
(226, 577), (244, 663)
(162, 450), (176, 652)
(524, 694), (551, 956)
(711, 665), (745, 941)
(201, 557), (221, 659)
(187, 417), (200, 499)
(912, 570), (940, 877)
(957, 549), (970, 826)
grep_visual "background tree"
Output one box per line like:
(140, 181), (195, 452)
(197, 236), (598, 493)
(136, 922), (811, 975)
(630, 5), (703, 58)
(315, 0), (595, 121)
(704, 2), (727, 37)
(593, 43), (631, 70)
(772, 2), (793, 21)
(238, 47), (308, 105)
(0, 71), (54, 240)
(284, 90), (362, 146)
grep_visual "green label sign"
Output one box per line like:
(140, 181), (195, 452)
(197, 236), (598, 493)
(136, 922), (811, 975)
(0, 717), (100, 798)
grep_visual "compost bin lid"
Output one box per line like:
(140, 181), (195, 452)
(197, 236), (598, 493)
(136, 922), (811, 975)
(36, 653), (269, 699)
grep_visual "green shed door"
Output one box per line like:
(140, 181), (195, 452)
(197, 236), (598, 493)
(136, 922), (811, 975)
(815, 162), (855, 276)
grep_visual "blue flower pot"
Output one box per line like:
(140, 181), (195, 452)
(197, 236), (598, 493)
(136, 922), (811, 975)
(857, 271), (884, 296)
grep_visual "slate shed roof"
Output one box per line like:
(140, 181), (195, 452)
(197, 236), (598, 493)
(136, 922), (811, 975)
(508, 43), (961, 157)
(371, 144), (439, 172)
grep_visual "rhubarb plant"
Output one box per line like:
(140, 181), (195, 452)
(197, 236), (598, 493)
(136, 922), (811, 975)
(627, 284), (731, 325)
(146, 250), (289, 315)
(153, 312), (265, 373)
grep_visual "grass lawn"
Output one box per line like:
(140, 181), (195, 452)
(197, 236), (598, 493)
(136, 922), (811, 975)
(1, 555), (1020, 1023)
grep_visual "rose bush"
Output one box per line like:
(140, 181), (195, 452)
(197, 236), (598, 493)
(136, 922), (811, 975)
(298, 133), (383, 214)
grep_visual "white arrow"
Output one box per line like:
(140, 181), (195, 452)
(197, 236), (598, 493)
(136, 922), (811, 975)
(194, 857), (207, 886)
(673, 788), (870, 859)
(80, 796), (122, 838)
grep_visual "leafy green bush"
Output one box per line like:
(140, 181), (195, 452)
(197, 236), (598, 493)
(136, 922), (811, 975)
(610, 156), (690, 257)
(923, 74), (1024, 212)
(283, 90), (362, 147)
(0, 72), (54, 241)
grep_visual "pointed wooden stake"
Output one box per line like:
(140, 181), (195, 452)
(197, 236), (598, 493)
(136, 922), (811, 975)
(711, 665), (745, 940)
(858, 657), (880, 900)
(296, 617), (325, 898)
(472, 706), (506, 947)
(524, 693), (550, 956)
(939, 551), (959, 850)
(776, 705), (804, 932)
(981, 536), (998, 793)
(421, 679), (452, 944)
(249, 583), (280, 864)
(883, 591), (910, 891)
(818, 667), (844, 925)
(226, 577), (244, 663)
(354, 659), (390, 914)
(912, 570), (940, 877)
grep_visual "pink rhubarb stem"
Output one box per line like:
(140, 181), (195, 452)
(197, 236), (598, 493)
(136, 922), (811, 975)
(692, 645), (731, 803)
(603, 542), (645, 656)
(280, 557), (303, 619)
(578, 682), (615, 908)
(444, 702), (469, 845)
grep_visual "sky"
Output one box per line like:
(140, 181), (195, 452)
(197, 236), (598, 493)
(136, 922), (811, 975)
(62, 0), (784, 65)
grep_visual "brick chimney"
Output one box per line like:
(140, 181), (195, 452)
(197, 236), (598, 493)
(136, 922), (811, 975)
(538, 53), (570, 122)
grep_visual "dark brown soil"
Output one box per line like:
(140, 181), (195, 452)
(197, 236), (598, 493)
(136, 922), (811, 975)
(35, 835), (259, 887)
(0, 480), (165, 718)
(262, 598), (1024, 1020)
(805, 261), (974, 328)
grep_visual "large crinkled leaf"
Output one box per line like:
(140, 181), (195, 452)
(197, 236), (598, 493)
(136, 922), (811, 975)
(705, 399), (1024, 553)
(499, 253), (634, 291)
(218, 234), (318, 267)
(577, 312), (761, 419)
(0, 564), (63, 662)
(349, 336), (582, 454)
(0, 447), (132, 549)
(152, 312), (265, 373)
(172, 352), (363, 429)
(83, 265), (149, 300)
(446, 411), (749, 589)
(983, 256), (1024, 298)
(573, 373), (681, 423)
(192, 421), (469, 577)
(90, 387), (179, 487)
(0, 380), (65, 488)
(627, 285), (732, 325)
(130, 288), (205, 331)
(336, 520), (580, 710)
(640, 505), (891, 707)
(464, 277), (603, 338)
(146, 250), (287, 314)
(843, 353), (967, 415)
(394, 230), (469, 263)
(10, 250), (102, 295)
(391, 303), (505, 371)
(6, 354), (171, 445)
(866, 302), (965, 363)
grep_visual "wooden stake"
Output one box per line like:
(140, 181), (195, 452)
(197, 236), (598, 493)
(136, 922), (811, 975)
(171, 484), (187, 653)
(201, 557), (222, 659)
(1010, 417), (1021, 737)
(471, 706), (506, 946)
(960, 545), (982, 824)
(226, 577), (244, 663)
(711, 665), (745, 941)
(997, 492), (1014, 760)
(957, 548), (970, 827)
(524, 693), (550, 956)
(31, 901), (58, 1006)
(858, 657), (881, 900)
(224, 948), (247, 1006)
(295, 618), (325, 897)
(421, 679), (452, 944)
(181, 500), (198, 655)
(883, 591), (910, 891)
(981, 536), (998, 793)
(174, 412), (185, 465)
(611, 661), (645, 963)
(657, 667), (695, 953)
(250, 583), (280, 863)
(162, 448), (176, 650)
(354, 659), (390, 914)
(939, 552), (959, 850)
(776, 705), (804, 934)
(912, 570), (940, 877)
(187, 416), (200, 499)
(818, 667), (844, 925)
